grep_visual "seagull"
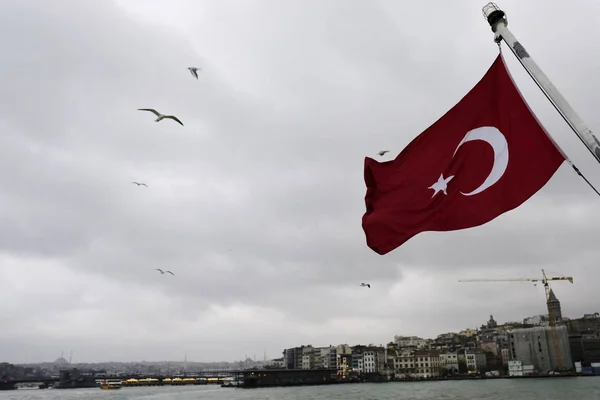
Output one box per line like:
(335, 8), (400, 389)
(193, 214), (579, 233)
(132, 182), (148, 187)
(138, 109), (184, 126)
(156, 269), (175, 275)
(188, 67), (201, 79)
(378, 150), (390, 156)
(360, 283), (371, 288)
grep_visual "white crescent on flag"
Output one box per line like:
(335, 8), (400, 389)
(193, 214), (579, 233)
(452, 126), (509, 196)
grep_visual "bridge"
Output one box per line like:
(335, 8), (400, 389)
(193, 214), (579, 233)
(0, 378), (57, 391)
(0, 370), (243, 390)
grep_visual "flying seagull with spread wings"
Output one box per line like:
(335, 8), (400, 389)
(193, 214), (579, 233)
(156, 269), (175, 275)
(360, 282), (371, 288)
(188, 67), (201, 79)
(132, 182), (147, 187)
(138, 109), (184, 126)
(378, 150), (389, 156)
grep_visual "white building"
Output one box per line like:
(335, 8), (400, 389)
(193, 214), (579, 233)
(301, 354), (311, 369)
(413, 351), (440, 378)
(357, 358), (363, 372)
(439, 352), (459, 373)
(394, 351), (415, 377)
(394, 335), (428, 349)
(508, 360), (535, 376)
(508, 360), (523, 376)
(266, 358), (285, 369)
(313, 347), (331, 369)
(363, 351), (377, 373)
(523, 315), (548, 326)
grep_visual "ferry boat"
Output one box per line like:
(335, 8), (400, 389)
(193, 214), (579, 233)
(99, 380), (122, 390)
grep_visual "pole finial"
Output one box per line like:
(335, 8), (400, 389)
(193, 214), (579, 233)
(482, 3), (507, 30)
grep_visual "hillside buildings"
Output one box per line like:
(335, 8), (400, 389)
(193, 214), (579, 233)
(10, 287), (600, 380)
(281, 297), (600, 379)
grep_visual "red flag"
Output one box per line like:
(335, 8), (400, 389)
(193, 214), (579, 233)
(362, 54), (565, 255)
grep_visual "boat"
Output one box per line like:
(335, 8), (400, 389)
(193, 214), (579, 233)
(99, 380), (122, 390)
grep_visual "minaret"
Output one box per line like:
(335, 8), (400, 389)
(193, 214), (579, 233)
(547, 288), (563, 324)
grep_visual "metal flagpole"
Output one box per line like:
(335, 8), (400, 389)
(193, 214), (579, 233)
(483, 3), (600, 165)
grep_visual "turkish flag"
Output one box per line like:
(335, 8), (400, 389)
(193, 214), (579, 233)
(362, 54), (565, 255)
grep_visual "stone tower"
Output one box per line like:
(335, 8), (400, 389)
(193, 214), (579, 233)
(547, 288), (563, 325)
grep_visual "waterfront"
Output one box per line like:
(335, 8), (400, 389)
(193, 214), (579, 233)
(1, 378), (599, 400)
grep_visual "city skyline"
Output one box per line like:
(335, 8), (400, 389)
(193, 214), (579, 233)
(2, 0), (600, 364)
(5, 308), (596, 365)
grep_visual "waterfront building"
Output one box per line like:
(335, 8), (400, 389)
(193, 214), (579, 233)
(266, 358), (285, 368)
(412, 350), (440, 378)
(500, 348), (510, 366)
(363, 350), (377, 373)
(464, 349), (488, 373)
(312, 347), (332, 369)
(509, 325), (573, 372)
(301, 354), (311, 369)
(508, 360), (524, 377)
(282, 347), (301, 369)
(394, 350), (415, 377)
(439, 352), (459, 374)
(569, 334), (600, 365)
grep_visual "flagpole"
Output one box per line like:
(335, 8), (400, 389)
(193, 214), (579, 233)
(482, 2), (600, 165)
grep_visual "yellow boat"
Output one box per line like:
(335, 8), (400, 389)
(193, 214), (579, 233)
(99, 380), (122, 390)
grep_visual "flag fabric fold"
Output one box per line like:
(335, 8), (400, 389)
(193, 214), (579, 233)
(362, 54), (565, 255)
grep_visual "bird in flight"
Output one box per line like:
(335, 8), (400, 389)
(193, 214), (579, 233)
(378, 150), (389, 156)
(188, 67), (201, 79)
(138, 109), (184, 126)
(132, 182), (148, 187)
(360, 283), (371, 288)
(156, 269), (175, 275)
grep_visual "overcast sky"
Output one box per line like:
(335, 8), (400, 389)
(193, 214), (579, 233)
(1, 0), (599, 364)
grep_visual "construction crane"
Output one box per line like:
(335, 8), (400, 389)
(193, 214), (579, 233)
(458, 269), (573, 371)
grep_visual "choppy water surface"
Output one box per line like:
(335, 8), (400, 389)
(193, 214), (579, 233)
(2, 378), (600, 400)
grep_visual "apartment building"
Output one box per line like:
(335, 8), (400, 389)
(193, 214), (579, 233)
(439, 352), (459, 374)
(413, 350), (440, 378)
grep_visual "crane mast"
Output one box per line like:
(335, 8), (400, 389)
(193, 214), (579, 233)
(459, 269), (573, 371)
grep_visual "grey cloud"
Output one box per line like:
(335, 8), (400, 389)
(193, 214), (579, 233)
(0, 0), (599, 363)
